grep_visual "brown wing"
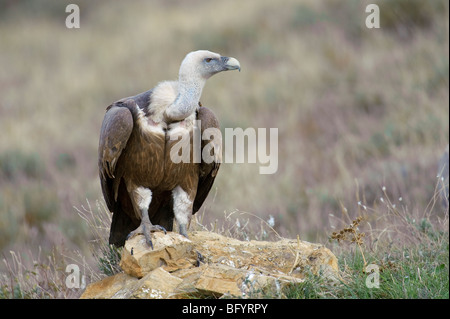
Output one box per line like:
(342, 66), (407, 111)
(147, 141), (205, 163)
(98, 102), (134, 213)
(193, 106), (222, 213)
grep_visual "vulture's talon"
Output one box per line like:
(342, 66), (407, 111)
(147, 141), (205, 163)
(142, 223), (167, 249)
(152, 225), (167, 234)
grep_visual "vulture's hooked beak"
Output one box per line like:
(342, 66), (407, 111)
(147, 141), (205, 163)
(221, 56), (241, 72)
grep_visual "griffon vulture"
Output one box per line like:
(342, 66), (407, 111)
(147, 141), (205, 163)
(98, 50), (240, 247)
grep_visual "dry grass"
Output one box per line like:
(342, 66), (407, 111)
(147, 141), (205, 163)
(0, 0), (448, 298)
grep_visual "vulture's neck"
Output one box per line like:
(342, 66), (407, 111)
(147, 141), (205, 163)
(165, 74), (205, 122)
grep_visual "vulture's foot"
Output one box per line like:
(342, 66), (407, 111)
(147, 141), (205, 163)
(127, 222), (167, 250)
(196, 251), (204, 267)
(179, 223), (189, 239)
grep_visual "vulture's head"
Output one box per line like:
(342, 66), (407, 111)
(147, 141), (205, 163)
(179, 50), (241, 81)
(164, 50), (240, 121)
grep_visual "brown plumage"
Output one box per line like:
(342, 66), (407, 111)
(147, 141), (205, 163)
(98, 50), (240, 247)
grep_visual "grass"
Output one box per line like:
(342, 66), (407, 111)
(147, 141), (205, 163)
(75, 200), (122, 277)
(283, 234), (449, 299)
(0, 0), (448, 299)
(282, 183), (449, 299)
(0, 187), (447, 299)
(0, 199), (118, 298)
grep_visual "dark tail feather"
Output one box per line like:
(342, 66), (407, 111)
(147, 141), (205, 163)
(109, 195), (174, 247)
(109, 209), (139, 247)
(150, 198), (174, 232)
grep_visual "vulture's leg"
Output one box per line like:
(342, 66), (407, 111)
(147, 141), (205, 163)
(127, 187), (166, 249)
(172, 186), (194, 238)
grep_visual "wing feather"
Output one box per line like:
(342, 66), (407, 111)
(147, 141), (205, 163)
(193, 106), (222, 213)
(98, 103), (133, 211)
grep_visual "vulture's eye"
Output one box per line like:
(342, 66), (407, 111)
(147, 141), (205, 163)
(205, 58), (213, 63)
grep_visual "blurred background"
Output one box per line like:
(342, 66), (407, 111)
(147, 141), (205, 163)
(0, 0), (448, 270)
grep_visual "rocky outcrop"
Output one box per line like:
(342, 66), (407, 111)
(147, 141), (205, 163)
(80, 231), (339, 299)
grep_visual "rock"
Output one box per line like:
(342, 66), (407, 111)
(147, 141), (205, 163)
(81, 267), (184, 299)
(80, 272), (138, 299)
(80, 231), (339, 299)
(119, 231), (197, 278)
(188, 231), (339, 280)
(130, 267), (184, 298)
(182, 263), (246, 297)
